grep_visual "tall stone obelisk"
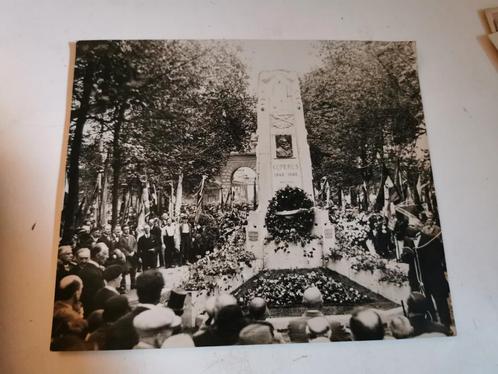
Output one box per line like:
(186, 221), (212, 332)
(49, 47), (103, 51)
(255, 70), (315, 213)
(246, 70), (333, 270)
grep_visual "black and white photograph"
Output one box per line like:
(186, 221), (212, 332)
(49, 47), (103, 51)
(51, 39), (456, 351)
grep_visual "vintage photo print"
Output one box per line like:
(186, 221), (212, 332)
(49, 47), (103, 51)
(52, 40), (455, 351)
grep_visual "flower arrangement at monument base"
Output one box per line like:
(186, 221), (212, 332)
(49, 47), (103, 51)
(327, 207), (409, 287)
(233, 268), (372, 308)
(184, 205), (256, 292)
(328, 244), (408, 287)
(331, 208), (371, 248)
(265, 186), (316, 251)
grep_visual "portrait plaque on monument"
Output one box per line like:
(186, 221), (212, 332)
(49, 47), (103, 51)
(275, 134), (293, 159)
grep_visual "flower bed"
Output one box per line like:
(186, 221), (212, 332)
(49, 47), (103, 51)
(328, 207), (408, 287)
(329, 244), (407, 287)
(184, 206), (256, 292)
(233, 268), (373, 308)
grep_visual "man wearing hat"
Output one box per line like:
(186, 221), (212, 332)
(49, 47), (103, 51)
(287, 287), (325, 343)
(93, 264), (123, 311)
(306, 317), (331, 343)
(167, 288), (187, 317)
(132, 307), (181, 349)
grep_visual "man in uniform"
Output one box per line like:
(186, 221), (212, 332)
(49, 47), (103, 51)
(402, 226), (451, 328)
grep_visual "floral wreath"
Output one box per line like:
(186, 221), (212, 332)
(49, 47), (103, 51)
(265, 186), (315, 246)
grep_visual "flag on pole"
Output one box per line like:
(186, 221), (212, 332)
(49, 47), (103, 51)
(168, 181), (175, 218)
(151, 183), (158, 207)
(137, 176), (150, 229)
(325, 180), (331, 207)
(194, 175), (207, 223)
(394, 160), (405, 202)
(227, 185), (235, 208)
(174, 173), (183, 218)
(99, 167), (109, 227)
(340, 187), (345, 211)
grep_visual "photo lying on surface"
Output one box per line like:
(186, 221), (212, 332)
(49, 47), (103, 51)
(52, 40), (455, 351)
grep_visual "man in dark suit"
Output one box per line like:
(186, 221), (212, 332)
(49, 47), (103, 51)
(193, 304), (247, 347)
(119, 224), (138, 289)
(98, 224), (114, 251)
(78, 243), (108, 317)
(179, 215), (192, 265)
(93, 265), (122, 311)
(138, 224), (157, 270)
(105, 270), (165, 350)
(406, 292), (450, 336)
(402, 227), (451, 328)
(149, 218), (164, 268)
(54, 245), (78, 300)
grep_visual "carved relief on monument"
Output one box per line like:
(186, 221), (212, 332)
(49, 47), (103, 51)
(270, 113), (294, 129)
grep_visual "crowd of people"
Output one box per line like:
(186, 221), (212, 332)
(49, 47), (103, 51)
(52, 264), (452, 350)
(52, 202), (453, 350)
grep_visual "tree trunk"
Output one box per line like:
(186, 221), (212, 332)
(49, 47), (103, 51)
(111, 105), (127, 229)
(61, 61), (94, 244)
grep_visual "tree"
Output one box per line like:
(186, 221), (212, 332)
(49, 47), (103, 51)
(61, 40), (255, 240)
(301, 41), (427, 209)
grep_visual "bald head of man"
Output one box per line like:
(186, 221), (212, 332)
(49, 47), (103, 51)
(248, 297), (269, 321)
(302, 287), (323, 309)
(350, 309), (384, 341)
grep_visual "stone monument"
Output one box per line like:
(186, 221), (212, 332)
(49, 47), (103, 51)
(246, 70), (335, 269)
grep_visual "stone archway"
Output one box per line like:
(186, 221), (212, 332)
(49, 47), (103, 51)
(220, 152), (257, 202)
(231, 167), (257, 204)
